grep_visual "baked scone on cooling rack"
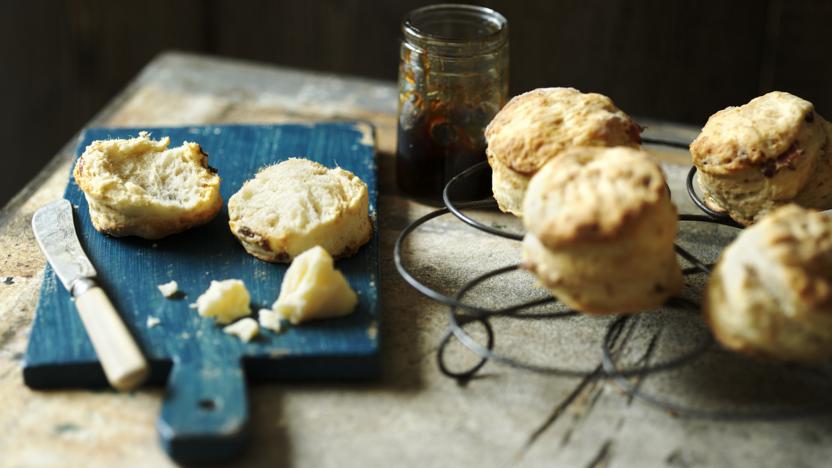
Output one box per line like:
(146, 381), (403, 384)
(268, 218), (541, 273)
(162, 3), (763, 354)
(521, 146), (682, 314)
(228, 158), (372, 263)
(690, 91), (832, 225)
(484, 87), (642, 217)
(705, 205), (832, 363)
(73, 132), (222, 239)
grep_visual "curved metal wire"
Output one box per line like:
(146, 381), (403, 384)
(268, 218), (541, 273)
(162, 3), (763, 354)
(642, 135), (691, 150)
(674, 215), (742, 275)
(685, 166), (744, 227)
(395, 136), (829, 420)
(436, 263), (714, 380)
(442, 161), (523, 241)
(437, 315), (495, 381)
(393, 201), (513, 315)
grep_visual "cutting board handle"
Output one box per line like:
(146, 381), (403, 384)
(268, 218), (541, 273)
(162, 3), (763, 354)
(157, 357), (249, 463)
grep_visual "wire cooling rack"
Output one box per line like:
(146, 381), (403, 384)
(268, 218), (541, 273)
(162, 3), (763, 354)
(394, 137), (832, 419)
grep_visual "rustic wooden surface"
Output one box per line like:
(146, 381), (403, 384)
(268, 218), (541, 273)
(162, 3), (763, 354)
(1, 52), (831, 468)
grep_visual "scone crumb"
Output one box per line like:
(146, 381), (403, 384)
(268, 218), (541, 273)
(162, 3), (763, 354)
(157, 280), (179, 298)
(224, 318), (259, 342)
(146, 316), (161, 328)
(258, 309), (283, 332)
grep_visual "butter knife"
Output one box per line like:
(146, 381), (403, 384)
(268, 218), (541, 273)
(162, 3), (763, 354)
(32, 199), (149, 390)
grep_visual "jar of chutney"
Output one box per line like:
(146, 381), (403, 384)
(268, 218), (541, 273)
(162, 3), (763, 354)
(396, 4), (509, 201)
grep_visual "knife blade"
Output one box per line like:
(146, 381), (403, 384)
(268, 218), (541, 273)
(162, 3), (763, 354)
(32, 199), (96, 292)
(32, 199), (149, 390)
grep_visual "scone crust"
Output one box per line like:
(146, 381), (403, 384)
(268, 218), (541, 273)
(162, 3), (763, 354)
(521, 146), (681, 314)
(485, 87), (642, 176)
(704, 205), (832, 363)
(487, 150), (530, 217)
(73, 132), (222, 239)
(523, 146), (668, 248)
(691, 91), (819, 175)
(228, 158), (372, 263)
(690, 91), (832, 224)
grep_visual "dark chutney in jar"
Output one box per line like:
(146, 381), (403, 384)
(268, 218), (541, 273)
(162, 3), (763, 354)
(395, 4), (508, 202)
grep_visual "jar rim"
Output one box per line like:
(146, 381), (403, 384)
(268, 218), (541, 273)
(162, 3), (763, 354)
(402, 4), (508, 55)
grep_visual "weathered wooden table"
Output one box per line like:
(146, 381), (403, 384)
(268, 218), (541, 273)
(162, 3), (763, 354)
(2, 52), (830, 468)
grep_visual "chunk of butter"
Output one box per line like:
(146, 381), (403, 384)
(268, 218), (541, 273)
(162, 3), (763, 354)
(157, 280), (179, 298)
(223, 317), (259, 342)
(258, 308), (283, 333)
(195, 279), (251, 324)
(272, 246), (358, 324)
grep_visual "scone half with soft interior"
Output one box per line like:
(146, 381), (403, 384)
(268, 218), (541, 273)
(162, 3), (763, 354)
(484, 87), (642, 217)
(72, 132), (222, 239)
(521, 146), (682, 314)
(704, 205), (832, 363)
(690, 91), (832, 225)
(228, 158), (372, 262)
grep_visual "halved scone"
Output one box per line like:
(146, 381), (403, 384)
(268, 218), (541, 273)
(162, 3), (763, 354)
(73, 132), (222, 239)
(228, 158), (372, 263)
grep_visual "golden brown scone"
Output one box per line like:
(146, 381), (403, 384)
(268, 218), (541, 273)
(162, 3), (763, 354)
(485, 87), (642, 216)
(704, 205), (832, 363)
(228, 158), (372, 263)
(73, 132), (222, 239)
(522, 147), (682, 314)
(690, 91), (832, 225)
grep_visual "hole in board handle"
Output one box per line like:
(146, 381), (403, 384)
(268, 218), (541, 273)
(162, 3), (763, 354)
(198, 398), (216, 411)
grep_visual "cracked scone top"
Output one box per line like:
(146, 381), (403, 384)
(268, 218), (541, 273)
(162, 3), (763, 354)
(72, 132), (222, 239)
(705, 205), (832, 363)
(486, 88), (642, 175)
(485, 87), (642, 217)
(523, 146), (668, 247)
(690, 91), (832, 224)
(521, 147), (681, 314)
(691, 91), (819, 174)
(228, 158), (372, 262)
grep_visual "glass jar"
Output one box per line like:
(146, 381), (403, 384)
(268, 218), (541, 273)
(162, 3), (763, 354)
(396, 4), (509, 201)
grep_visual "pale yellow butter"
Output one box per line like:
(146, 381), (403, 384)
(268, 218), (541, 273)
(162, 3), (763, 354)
(223, 318), (259, 342)
(195, 279), (251, 324)
(273, 246), (358, 324)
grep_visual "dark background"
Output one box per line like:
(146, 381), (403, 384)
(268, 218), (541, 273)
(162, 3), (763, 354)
(2, 0), (830, 205)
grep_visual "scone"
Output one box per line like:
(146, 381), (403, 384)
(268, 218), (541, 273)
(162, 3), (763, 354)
(484, 87), (642, 217)
(521, 147), (682, 314)
(704, 205), (832, 363)
(690, 91), (832, 225)
(73, 132), (222, 239)
(228, 158), (372, 262)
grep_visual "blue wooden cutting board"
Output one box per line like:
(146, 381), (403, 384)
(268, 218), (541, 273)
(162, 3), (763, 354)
(23, 123), (380, 463)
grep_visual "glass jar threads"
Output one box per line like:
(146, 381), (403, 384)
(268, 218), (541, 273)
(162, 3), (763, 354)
(396, 4), (509, 201)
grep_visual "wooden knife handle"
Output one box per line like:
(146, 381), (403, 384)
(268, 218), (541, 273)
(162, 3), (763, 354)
(74, 285), (149, 390)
